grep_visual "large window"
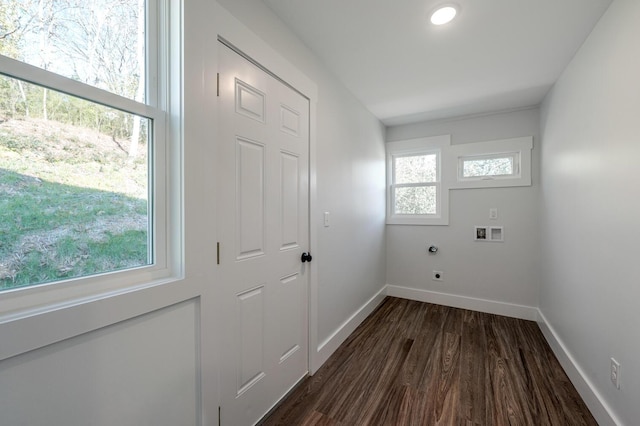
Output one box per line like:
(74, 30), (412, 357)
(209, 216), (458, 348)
(0, 1), (167, 292)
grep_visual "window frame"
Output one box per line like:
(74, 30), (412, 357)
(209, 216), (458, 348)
(449, 136), (533, 190)
(390, 151), (440, 216)
(0, 0), (180, 314)
(386, 135), (450, 226)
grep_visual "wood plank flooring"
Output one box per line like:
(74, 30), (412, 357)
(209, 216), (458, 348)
(261, 297), (597, 426)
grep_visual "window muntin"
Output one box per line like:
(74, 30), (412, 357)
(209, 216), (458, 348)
(0, 0), (163, 292)
(458, 152), (519, 180)
(391, 152), (440, 217)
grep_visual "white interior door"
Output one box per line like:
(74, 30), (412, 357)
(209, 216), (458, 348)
(217, 42), (310, 426)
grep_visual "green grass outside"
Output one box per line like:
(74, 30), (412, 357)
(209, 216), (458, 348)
(0, 118), (149, 290)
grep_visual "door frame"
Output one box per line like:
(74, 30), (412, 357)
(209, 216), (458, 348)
(214, 15), (321, 378)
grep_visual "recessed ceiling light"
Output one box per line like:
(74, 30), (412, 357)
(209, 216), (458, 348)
(430, 5), (458, 26)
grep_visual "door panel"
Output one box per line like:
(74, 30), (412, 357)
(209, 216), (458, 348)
(218, 43), (310, 426)
(280, 104), (300, 136)
(280, 152), (300, 249)
(235, 80), (266, 122)
(236, 285), (266, 396)
(236, 137), (266, 259)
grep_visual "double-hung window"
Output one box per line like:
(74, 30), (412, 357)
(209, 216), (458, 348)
(391, 152), (439, 215)
(386, 135), (450, 225)
(0, 0), (170, 294)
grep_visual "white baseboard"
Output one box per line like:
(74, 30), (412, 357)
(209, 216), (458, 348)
(313, 286), (387, 372)
(386, 284), (538, 320)
(536, 310), (621, 426)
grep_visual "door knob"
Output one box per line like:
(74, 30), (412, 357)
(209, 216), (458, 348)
(301, 252), (313, 263)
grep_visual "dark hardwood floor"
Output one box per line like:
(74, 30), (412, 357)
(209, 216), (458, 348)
(262, 297), (597, 426)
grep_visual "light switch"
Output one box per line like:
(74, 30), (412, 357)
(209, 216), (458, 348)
(324, 211), (330, 227)
(489, 208), (498, 220)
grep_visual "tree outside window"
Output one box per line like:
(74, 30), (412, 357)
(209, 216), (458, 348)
(0, 0), (157, 291)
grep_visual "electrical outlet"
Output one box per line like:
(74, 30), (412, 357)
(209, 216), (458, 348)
(611, 358), (621, 389)
(433, 271), (443, 281)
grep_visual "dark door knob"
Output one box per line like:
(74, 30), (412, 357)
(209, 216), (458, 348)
(301, 252), (313, 263)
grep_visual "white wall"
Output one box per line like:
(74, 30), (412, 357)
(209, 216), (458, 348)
(385, 109), (540, 318)
(0, 301), (200, 425)
(216, 0), (387, 367)
(539, 0), (640, 424)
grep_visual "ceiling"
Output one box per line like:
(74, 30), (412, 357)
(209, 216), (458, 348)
(263, 0), (613, 126)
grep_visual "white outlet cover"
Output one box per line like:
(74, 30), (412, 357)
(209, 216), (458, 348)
(490, 226), (504, 241)
(611, 358), (621, 389)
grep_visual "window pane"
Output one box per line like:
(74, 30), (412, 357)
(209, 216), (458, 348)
(395, 154), (436, 184)
(394, 186), (436, 215)
(0, 75), (150, 291)
(0, 0), (145, 101)
(462, 156), (514, 178)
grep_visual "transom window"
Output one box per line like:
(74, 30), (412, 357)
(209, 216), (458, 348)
(459, 152), (519, 180)
(0, 0), (167, 292)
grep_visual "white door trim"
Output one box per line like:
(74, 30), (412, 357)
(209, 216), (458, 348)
(213, 3), (321, 378)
